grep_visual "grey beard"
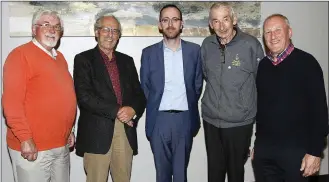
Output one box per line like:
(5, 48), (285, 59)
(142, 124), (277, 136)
(43, 40), (57, 48)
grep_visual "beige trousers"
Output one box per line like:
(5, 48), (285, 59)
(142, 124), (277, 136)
(84, 119), (133, 182)
(8, 145), (70, 182)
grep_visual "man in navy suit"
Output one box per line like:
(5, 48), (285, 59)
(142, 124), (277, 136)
(140, 4), (203, 182)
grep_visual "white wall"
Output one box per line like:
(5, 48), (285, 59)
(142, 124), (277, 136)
(1, 2), (328, 182)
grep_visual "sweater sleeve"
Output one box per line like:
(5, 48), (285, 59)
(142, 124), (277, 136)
(306, 56), (329, 157)
(2, 49), (33, 142)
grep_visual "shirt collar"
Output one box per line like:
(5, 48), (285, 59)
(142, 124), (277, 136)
(32, 38), (57, 59)
(98, 47), (116, 62)
(267, 43), (294, 62)
(163, 39), (182, 51)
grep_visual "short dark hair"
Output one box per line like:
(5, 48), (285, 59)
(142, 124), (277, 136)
(159, 4), (183, 21)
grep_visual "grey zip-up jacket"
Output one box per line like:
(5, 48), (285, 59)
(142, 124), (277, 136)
(201, 27), (264, 128)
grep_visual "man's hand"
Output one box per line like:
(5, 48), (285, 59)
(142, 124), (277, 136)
(300, 154), (321, 177)
(20, 138), (38, 161)
(117, 106), (136, 123)
(126, 120), (134, 127)
(67, 133), (75, 148)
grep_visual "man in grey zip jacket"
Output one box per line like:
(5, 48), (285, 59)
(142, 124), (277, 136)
(201, 2), (264, 182)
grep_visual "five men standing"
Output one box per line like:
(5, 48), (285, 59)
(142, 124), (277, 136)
(2, 3), (328, 182)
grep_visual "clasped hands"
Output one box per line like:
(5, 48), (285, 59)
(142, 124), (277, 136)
(117, 106), (136, 127)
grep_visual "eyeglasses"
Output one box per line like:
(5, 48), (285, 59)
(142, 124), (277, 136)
(160, 17), (181, 24)
(35, 23), (62, 32)
(98, 27), (121, 36)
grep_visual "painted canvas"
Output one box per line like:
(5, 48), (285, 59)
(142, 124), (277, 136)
(9, 1), (261, 37)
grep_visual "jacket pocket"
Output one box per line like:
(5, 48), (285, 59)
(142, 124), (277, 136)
(201, 83), (220, 119)
(217, 66), (256, 122)
(238, 72), (257, 117)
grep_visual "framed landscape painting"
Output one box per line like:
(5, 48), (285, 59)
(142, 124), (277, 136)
(9, 1), (261, 37)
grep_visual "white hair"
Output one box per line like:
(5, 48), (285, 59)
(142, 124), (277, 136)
(94, 9), (122, 32)
(209, 2), (237, 21)
(32, 9), (63, 28)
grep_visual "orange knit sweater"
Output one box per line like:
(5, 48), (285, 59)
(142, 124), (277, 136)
(2, 41), (77, 151)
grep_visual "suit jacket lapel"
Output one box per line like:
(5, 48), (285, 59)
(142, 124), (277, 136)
(181, 40), (188, 84)
(114, 51), (125, 100)
(157, 41), (165, 92)
(93, 46), (115, 93)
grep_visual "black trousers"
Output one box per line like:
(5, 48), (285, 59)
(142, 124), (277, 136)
(203, 120), (253, 182)
(253, 145), (309, 182)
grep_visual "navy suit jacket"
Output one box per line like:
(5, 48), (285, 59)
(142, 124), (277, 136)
(140, 40), (203, 140)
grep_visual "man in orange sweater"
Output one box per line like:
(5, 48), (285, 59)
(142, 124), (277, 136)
(2, 9), (76, 182)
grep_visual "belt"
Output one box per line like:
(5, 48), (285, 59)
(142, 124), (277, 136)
(161, 110), (184, 113)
